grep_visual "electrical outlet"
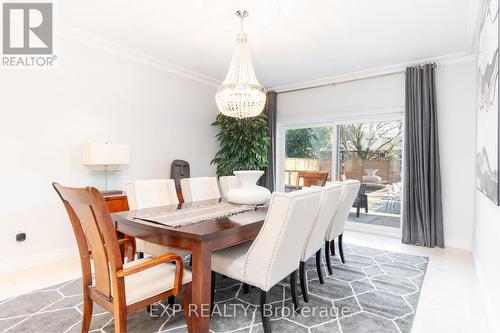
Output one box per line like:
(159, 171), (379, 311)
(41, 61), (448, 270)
(16, 232), (26, 242)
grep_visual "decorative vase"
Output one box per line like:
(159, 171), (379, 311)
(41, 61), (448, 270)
(226, 170), (271, 205)
(362, 169), (382, 183)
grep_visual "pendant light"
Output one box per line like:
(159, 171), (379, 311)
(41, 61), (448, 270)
(215, 10), (266, 119)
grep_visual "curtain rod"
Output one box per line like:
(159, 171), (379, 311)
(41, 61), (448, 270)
(276, 63), (437, 94)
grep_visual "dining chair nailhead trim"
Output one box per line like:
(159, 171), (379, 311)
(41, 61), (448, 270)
(243, 190), (320, 291)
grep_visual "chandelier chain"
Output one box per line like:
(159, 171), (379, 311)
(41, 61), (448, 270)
(236, 10), (248, 33)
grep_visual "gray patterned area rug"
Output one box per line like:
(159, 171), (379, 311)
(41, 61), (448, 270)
(0, 244), (428, 333)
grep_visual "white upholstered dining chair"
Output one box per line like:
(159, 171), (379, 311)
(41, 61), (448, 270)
(125, 179), (189, 258)
(324, 180), (360, 274)
(180, 177), (221, 203)
(218, 175), (240, 198)
(298, 183), (343, 302)
(210, 188), (323, 333)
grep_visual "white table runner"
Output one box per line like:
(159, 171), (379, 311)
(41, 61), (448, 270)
(133, 202), (255, 228)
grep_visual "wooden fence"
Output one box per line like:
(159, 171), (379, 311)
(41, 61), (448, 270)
(284, 157), (401, 187)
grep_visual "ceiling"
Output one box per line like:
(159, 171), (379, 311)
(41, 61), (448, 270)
(56, 0), (478, 88)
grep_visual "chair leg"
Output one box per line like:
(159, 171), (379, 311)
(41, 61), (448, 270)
(81, 292), (93, 333)
(325, 241), (333, 275)
(189, 255), (192, 266)
(290, 270), (300, 312)
(113, 311), (127, 333)
(243, 283), (250, 294)
(338, 234), (346, 264)
(330, 239), (335, 256)
(260, 290), (271, 333)
(356, 205), (360, 217)
(299, 261), (309, 303)
(315, 250), (324, 284)
(210, 271), (216, 315)
(183, 282), (193, 333)
(138, 252), (144, 259)
(167, 295), (175, 307)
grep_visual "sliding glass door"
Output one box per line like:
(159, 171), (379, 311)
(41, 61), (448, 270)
(338, 120), (403, 229)
(278, 115), (404, 233)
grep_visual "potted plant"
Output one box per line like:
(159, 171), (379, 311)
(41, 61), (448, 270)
(211, 113), (271, 177)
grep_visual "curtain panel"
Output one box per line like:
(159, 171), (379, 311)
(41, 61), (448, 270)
(263, 91), (277, 191)
(402, 64), (444, 248)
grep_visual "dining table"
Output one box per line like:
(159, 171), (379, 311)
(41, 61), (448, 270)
(112, 199), (267, 333)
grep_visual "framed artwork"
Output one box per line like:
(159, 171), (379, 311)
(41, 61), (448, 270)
(476, 0), (500, 205)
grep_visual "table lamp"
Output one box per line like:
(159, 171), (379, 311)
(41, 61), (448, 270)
(81, 143), (130, 194)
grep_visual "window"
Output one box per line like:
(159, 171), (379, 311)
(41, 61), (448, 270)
(278, 115), (404, 232)
(284, 126), (334, 191)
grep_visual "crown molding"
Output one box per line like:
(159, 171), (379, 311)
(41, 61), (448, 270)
(55, 24), (221, 88)
(271, 52), (476, 93)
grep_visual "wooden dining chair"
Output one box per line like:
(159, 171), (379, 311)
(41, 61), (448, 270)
(53, 183), (193, 333)
(295, 171), (329, 190)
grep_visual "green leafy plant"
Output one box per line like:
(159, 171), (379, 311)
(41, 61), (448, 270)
(211, 113), (271, 176)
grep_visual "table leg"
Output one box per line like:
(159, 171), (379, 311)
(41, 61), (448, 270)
(189, 242), (212, 333)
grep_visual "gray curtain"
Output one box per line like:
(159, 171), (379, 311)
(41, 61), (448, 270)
(263, 91), (277, 191)
(402, 64), (444, 248)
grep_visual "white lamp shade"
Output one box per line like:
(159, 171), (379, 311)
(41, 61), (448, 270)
(81, 143), (130, 166)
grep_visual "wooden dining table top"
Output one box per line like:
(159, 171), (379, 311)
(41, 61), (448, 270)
(111, 199), (267, 333)
(112, 199), (267, 243)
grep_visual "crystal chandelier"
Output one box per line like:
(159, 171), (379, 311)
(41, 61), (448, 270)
(215, 10), (266, 119)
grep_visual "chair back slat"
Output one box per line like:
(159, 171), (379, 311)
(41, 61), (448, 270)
(53, 183), (123, 298)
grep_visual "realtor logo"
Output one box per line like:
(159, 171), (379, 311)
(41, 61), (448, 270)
(2, 3), (53, 54)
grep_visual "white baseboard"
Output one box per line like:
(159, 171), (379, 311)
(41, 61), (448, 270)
(0, 247), (79, 274)
(444, 238), (472, 251)
(345, 224), (472, 251)
(473, 254), (500, 333)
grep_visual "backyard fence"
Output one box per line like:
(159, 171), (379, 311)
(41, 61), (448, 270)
(284, 157), (401, 187)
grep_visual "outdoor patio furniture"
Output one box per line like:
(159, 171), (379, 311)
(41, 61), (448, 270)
(353, 183), (368, 217)
(295, 171), (329, 190)
(385, 182), (402, 212)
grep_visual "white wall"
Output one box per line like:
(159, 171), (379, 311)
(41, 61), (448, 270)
(277, 74), (405, 119)
(0, 37), (219, 272)
(277, 59), (476, 250)
(436, 60), (477, 250)
(473, 194), (500, 333)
